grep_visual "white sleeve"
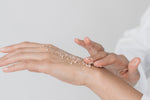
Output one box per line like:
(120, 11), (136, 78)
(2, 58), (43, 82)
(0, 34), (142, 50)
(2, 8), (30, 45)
(115, 6), (150, 100)
(115, 6), (150, 78)
(115, 29), (148, 91)
(115, 30), (150, 99)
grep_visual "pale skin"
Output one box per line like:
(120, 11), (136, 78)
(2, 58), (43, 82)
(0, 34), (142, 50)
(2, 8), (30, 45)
(0, 41), (142, 100)
(74, 37), (141, 86)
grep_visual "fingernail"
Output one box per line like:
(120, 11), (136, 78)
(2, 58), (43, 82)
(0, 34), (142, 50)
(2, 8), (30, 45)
(94, 61), (103, 67)
(84, 57), (93, 64)
(94, 61), (99, 65)
(85, 57), (93, 61)
(132, 59), (139, 65)
(86, 37), (90, 42)
(0, 48), (8, 51)
(2, 67), (9, 71)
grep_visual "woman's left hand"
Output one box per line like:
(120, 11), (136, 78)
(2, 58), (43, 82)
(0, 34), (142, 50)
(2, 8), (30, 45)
(0, 41), (95, 86)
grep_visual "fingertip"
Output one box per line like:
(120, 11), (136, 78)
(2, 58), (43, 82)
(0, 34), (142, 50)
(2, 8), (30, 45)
(84, 37), (91, 44)
(84, 36), (90, 40)
(0, 48), (9, 52)
(136, 57), (141, 64)
(119, 69), (128, 76)
(128, 57), (141, 73)
(74, 38), (79, 42)
(130, 57), (141, 66)
(94, 61), (103, 67)
(84, 58), (89, 63)
(84, 57), (93, 64)
(2, 67), (10, 72)
(74, 38), (82, 45)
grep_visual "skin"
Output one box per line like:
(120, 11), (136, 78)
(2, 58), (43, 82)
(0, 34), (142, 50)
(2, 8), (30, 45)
(0, 42), (93, 85)
(74, 37), (141, 86)
(87, 68), (142, 100)
(0, 41), (143, 100)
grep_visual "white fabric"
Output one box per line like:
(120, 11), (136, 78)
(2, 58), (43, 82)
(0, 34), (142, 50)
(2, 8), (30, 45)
(115, 7), (150, 100)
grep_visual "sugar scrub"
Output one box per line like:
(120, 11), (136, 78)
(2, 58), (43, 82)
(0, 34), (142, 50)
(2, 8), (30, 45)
(54, 50), (92, 67)
(43, 44), (92, 68)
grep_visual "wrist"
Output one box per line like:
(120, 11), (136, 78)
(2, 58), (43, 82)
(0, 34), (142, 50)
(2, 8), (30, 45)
(84, 67), (104, 87)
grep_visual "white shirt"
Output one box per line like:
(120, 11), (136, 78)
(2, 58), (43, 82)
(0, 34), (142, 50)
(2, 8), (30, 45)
(115, 7), (150, 100)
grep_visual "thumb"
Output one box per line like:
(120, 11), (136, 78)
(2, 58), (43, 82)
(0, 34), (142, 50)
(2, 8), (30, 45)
(128, 57), (141, 75)
(127, 57), (141, 86)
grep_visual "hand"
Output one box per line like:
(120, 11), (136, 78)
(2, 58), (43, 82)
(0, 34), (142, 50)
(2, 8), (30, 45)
(0, 41), (95, 86)
(74, 37), (141, 86)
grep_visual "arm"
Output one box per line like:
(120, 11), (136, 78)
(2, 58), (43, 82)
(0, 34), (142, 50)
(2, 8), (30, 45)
(115, 27), (149, 93)
(86, 68), (143, 100)
(0, 41), (144, 100)
(75, 37), (141, 86)
(74, 37), (148, 99)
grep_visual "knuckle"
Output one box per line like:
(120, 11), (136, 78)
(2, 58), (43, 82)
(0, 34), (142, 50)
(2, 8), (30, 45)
(94, 52), (107, 59)
(43, 52), (50, 59)
(119, 55), (126, 61)
(18, 52), (26, 56)
(23, 61), (29, 67)
(119, 54), (126, 58)
(97, 47), (104, 52)
(42, 44), (55, 52)
(98, 45), (104, 51)
(109, 53), (117, 62)
(21, 41), (30, 45)
(23, 61), (35, 70)
(119, 55), (129, 65)
(44, 44), (54, 47)
(16, 48), (24, 53)
(101, 52), (107, 57)
(109, 53), (116, 57)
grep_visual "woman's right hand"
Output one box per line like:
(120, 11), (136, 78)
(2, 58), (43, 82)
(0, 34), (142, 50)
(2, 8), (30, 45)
(0, 42), (96, 86)
(75, 37), (141, 86)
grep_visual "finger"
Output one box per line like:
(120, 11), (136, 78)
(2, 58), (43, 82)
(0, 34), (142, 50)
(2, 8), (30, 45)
(128, 57), (141, 74)
(2, 60), (42, 73)
(0, 47), (50, 60)
(75, 37), (104, 56)
(84, 52), (108, 64)
(2, 62), (27, 72)
(124, 57), (141, 86)
(0, 52), (48, 67)
(74, 38), (97, 55)
(75, 38), (96, 55)
(84, 37), (104, 51)
(119, 68), (128, 76)
(74, 38), (86, 47)
(0, 41), (44, 53)
(83, 37), (104, 55)
(93, 53), (117, 67)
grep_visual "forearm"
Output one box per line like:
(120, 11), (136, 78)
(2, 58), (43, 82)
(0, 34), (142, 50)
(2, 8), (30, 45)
(60, 50), (143, 100)
(86, 68), (143, 100)
(0, 42), (143, 100)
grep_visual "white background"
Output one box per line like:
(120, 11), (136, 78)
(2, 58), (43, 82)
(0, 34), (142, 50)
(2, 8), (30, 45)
(0, 0), (150, 100)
